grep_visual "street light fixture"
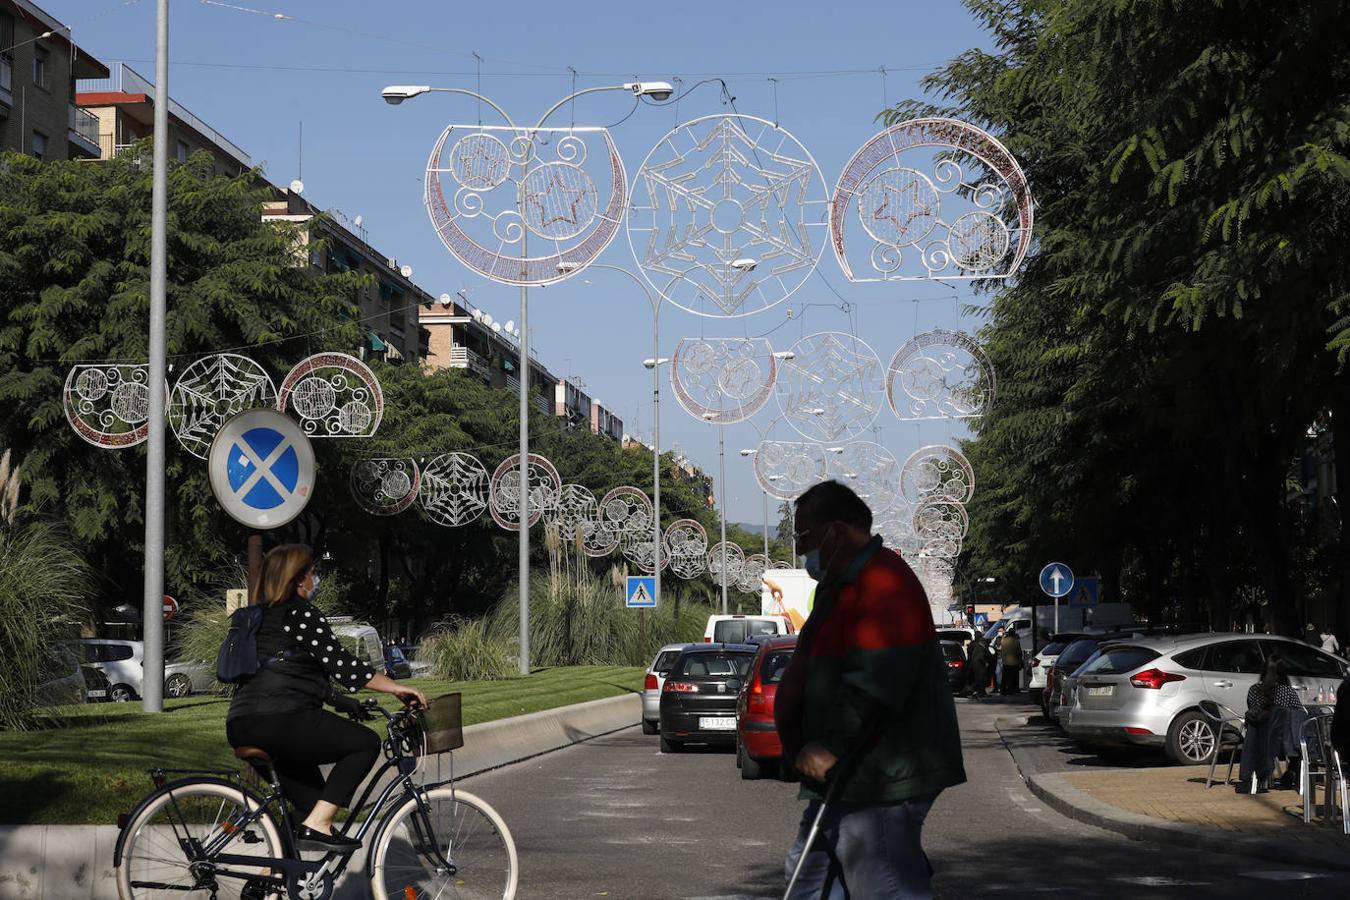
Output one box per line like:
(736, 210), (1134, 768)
(642, 357), (670, 369)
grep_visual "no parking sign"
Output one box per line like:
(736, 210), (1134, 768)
(208, 409), (315, 529)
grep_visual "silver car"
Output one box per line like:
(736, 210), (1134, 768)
(1064, 633), (1348, 764)
(642, 643), (690, 735)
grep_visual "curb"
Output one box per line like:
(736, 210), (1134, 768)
(0, 692), (641, 899)
(995, 716), (1350, 874)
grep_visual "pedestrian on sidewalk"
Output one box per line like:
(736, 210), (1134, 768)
(1319, 628), (1340, 655)
(966, 633), (991, 700)
(999, 629), (1023, 695)
(775, 480), (966, 899)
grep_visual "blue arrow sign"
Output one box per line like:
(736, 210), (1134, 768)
(1039, 562), (1075, 598)
(626, 576), (656, 608)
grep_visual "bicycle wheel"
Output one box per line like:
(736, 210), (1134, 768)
(116, 778), (284, 900)
(370, 787), (518, 900)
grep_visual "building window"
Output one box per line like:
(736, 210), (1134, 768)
(0, 15), (13, 93)
(31, 131), (47, 160)
(175, 141), (188, 162)
(33, 46), (48, 89)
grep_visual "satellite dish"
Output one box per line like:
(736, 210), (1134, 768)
(492, 323), (502, 334)
(400, 264), (413, 278)
(289, 179), (304, 194)
(472, 309), (484, 322)
(482, 314), (494, 327)
(439, 293), (452, 307)
(505, 320), (515, 332)
(353, 215), (363, 227)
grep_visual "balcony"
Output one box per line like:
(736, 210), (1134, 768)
(1, 55), (12, 108)
(69, 105), (101, 158)
(451, 344), (491, 382)
(535, 394), (551, 417)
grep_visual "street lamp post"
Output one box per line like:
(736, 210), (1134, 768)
(383, 81), (671, 674)
(738, 448), (771, 561)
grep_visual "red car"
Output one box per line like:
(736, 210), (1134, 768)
(735, 634), (798, 780)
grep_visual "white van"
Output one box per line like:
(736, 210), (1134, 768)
(703, 614), (794, 644)
(327, 617), (390, 674)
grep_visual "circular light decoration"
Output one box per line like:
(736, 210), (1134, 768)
(489, 453), (561, 531)
(776, 332), (884, 442)
(627, 114), (829, 318)
(597, 486), (653, 538)
(276, 353), (383, 438)
(913, 497), (969, 542)
(419, 452), (490, 527)
(771, 559), (794, 571)
(580, 517), (620, 558)
(63, 364), (162, 449)
(670, 338), (779, 425)
(168, 354), (278, 459)
(544, 483), (599, 541)
(664, 519), (709, 580)
(622, 531), (666, 575)
(739, 553), (770, 593)
(900, 445), (975, 506)
(350, 458), (420, 516)
(887, 330), (995, 421)
(913, 555), (956, 583)
(425, 125), (626, 286)
(754, 440), (828, 500)
(707, 541), (745, 585)
(875, 501), (922, 558)
(827, 441), (901, 513)
(829, 118), (1034, 282)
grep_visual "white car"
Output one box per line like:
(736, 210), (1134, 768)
(702, 614), (794, 644)
(74, 639), (144, 702)
(642, 644), (691, 734)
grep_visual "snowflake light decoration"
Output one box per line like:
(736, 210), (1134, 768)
(827, 441), (901, 513)
(63, 364), (160, 449)
(419, 452), (490, 527)
(707, 541), (745, 585)
(887, 330), (995, 421)
(754, 440), (828, 500)
(776, 332), (884, 442)
(627, 114), (828, 318)
(739, 553), (770, 593)
(544, 484), (599, 541)
(670, 338), (779, 425)
(276, 353), (382, 438)
(168, 354), (277, 459)
(425, 126), (625, 286)
(830, 118), (1034, 282)
(664, 519), (709, 580)
(900, 445), (975, 506)
(621, 531), (666, 575)
(350, 458), (421, 516)
(488, 453), (561, 531)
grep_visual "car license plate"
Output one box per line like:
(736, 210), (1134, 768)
(87, 689), (106, 698)
(699, 716), (737, 731)
(1086, 685), (1113, 697)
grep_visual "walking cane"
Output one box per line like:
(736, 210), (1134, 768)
(782, 715), (886, 899)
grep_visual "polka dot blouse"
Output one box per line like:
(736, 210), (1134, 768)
(281, 602), (375, 694)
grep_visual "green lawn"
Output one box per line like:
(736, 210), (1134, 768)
(1, 666), (642, 825)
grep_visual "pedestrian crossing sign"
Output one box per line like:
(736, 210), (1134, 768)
(626, 576), (656, 608)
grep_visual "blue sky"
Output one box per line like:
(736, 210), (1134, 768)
(51, 0), (995, 526)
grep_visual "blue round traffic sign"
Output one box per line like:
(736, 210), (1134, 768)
(209, 410), (315, 528)
(1039, 562), (1075, 598)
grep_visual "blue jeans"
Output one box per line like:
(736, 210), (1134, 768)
(783, 797), (935, 899)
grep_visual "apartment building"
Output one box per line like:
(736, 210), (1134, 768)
(75, 63), (249, 176)
(0, 0), (107, 160)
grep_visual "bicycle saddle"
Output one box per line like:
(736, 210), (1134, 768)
(233, 746), (273, 764)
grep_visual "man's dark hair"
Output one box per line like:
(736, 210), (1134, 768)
(795, 479), (873, 531)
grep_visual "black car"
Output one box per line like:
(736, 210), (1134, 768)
(81, 663), (111, 702)
(939, 640), (967, 694)
(383, 644), (413, 680)
(658, 643), (757, 753)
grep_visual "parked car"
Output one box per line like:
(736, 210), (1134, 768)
(73, 639), (143, 702)
(164, 659), (214, 698)
(1048, 636), (1114, 726)
(1027, 634), (1086, 708)
(35, 648), (87, 707)
(1063, 633), (1349, 764)
(736, 635), (797, 779)
(81, 664), (110, 702)
(658, 643), (758, 753)
(936, 626), (976, 653)
(643, 643), (691, 734)
(382, 644), (413, 680)
(703, 614), (793, 644)
(940, 640), (967, 695)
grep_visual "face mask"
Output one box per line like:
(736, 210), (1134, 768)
(803, 524), (837, 582)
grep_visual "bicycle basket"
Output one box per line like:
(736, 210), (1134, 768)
(413, 692), (464, 755)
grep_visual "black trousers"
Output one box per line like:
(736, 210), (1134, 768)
(227, 707), (381, 816)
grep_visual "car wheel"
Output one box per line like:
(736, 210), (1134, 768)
(109, 684), (137, 703)
(739, 742), (763, 780)
(1167, 710), (1217, 765)
(165, 674), (192, 699)
(659, 734), (682, 754)
(641, 718), (659, 735)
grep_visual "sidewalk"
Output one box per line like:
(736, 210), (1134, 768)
(996, 711), (1350, 872)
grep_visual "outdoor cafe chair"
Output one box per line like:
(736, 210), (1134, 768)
(1298, 713), (1348, 832)
(1198, 699), (1245, 788)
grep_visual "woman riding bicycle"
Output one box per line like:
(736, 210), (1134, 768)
(226, 544), (427, 853)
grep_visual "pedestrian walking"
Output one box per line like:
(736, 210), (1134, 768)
(775, 480), (966, 899)
(966, 633), (991, 700)
(1319, 628), (1340, 655)
(1304, 623), (1319, 646)
(999, 629), (1023, 695)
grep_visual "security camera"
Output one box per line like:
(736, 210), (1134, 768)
(625, 81), (675, 101)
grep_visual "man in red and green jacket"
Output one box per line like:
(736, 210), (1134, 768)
(776, 480), (965, 899)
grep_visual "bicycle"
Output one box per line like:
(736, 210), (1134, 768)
(112, 694), (518, 899)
